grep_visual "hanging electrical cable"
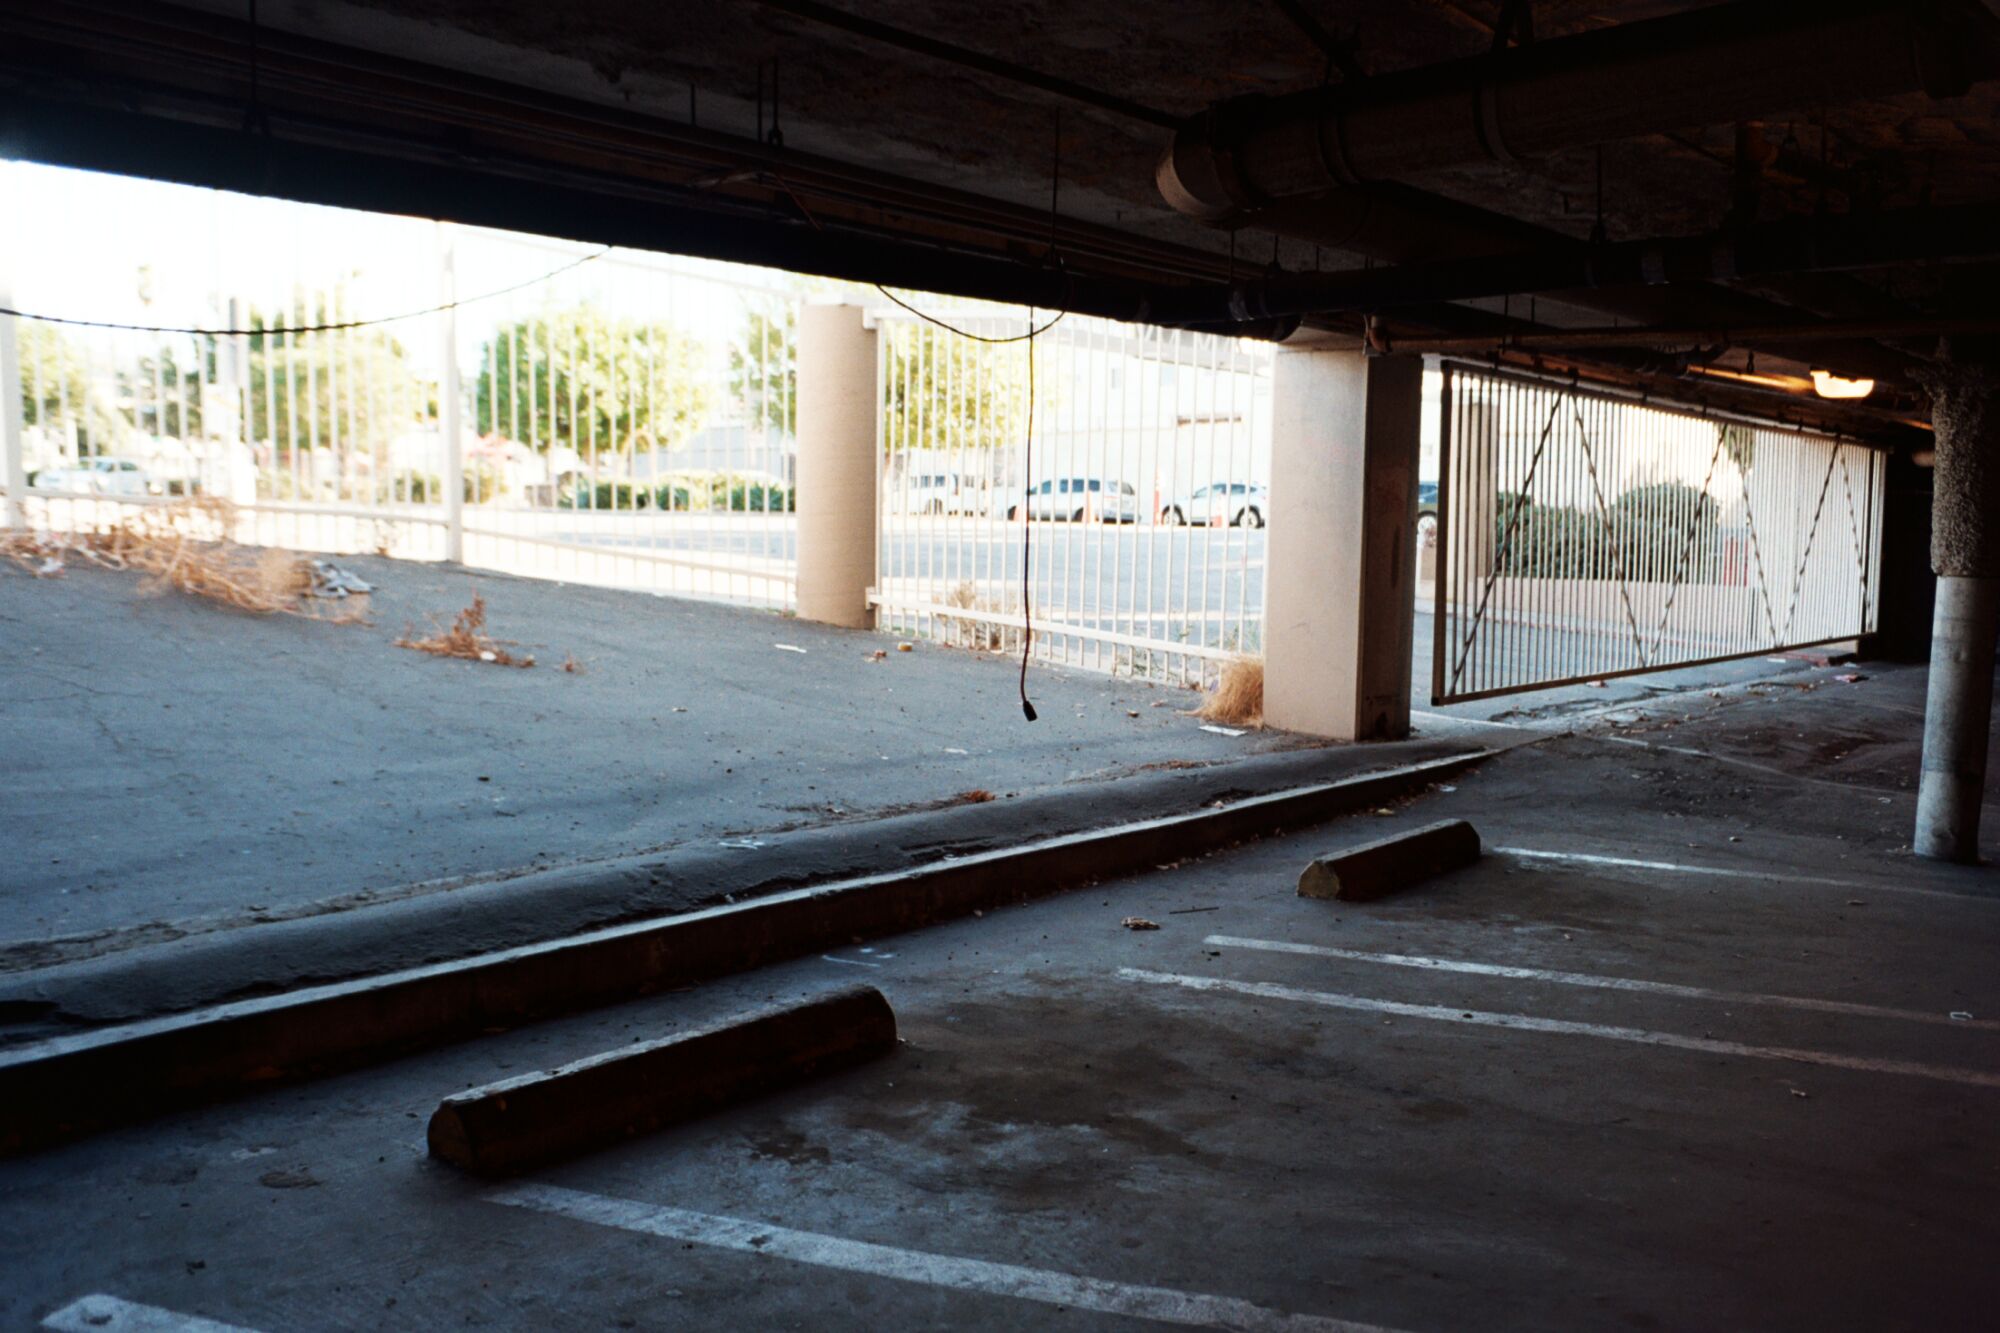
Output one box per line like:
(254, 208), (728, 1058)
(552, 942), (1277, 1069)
(0, 247), (613, 337)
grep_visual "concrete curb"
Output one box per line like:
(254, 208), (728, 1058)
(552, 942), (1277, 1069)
(1298, 818), (1483, 901)
(427, 984), (896, 1176)
(0, 737), (1488, 1031)
(0, 748), (1491, 1156)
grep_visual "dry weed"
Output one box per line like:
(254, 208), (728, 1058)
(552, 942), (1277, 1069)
(1195, 657), (1264, 728)
(941, 579), (1017, 652)
(3, 499), (363, 621)
(396, 594), (535, 667)
(950, 788), (997, 805)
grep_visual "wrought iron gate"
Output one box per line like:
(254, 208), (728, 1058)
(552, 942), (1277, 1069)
(1431, 363), (1885, 703)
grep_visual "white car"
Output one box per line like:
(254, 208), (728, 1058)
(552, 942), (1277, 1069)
(1007, 477), (1139, 523)
(898, 472), (980, 516)
(32, 457), (158, 496)
(1160, 481), (1267, 528)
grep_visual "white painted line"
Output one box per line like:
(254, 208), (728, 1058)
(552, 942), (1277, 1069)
(1204, 935), (2000, 1032)
(1409, 709), (1532, 733)
(1117, 968), (2000, 1090)
(1496, 847), (1986, 902)
(488, 1183), (1402, 1333)
(44, 1295), (264, 1333)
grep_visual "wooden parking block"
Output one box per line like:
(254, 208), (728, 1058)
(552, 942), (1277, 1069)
(1297, 819), (1481, 902)
(428, 984), (896, 1176)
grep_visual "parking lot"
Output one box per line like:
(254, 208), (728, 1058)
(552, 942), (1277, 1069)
(7, 690), (1996, 1331)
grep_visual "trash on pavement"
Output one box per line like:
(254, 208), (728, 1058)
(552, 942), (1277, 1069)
(1121, 916), (1160, 931)
(305, 560), (373, 598)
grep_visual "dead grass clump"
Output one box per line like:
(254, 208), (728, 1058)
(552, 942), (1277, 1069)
(396, 594), (536, 667)
(941, 579), (1017, 652)
(4, 498), (363, 621)
(950, 788), (997, 805)
(1195, 657), (1264, 727)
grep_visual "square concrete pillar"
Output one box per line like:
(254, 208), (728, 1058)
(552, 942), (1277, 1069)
(795, 303), (878, 628)
(1263, 349), (1423, 740)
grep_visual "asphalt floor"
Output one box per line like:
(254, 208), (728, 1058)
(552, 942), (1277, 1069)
(3, 662), (1994, 1332)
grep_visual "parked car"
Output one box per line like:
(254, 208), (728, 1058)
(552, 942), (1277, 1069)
(1007, 477), (1139, 523)
(1417, 481), (1439, 546)
(899, 472), (979, 516)
(31, 457), (158, 496)
(1160, 481), (1268, 528)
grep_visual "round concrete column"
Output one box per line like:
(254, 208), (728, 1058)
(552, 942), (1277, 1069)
(795, 304), (879, 629)
(1914, 338), (2000, 862)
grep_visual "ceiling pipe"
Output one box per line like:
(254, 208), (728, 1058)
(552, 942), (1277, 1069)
(1383, 317), (2000, 356)
(1159, 0), (2000, 222)
(1137, 204), (2000, 326)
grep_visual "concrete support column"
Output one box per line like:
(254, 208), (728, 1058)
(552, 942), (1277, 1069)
(1263, 346), (1423, 740)
(1914, 337), (2000, 862)
(795, 303), (878, 628)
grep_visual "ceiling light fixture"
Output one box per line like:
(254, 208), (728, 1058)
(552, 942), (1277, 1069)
(1810, 369), (1875, 400)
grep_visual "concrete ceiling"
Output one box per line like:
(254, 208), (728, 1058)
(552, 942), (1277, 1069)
(5, 0), (2000, 437)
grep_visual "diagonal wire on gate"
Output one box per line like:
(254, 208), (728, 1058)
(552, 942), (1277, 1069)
(1646, 422), (1729, 662)
(1776, 442), (1844, 645)
(1448, 387), (1567, 695)
(1737, 458), (1784, 646)
(0, 247), (613, 337)
(1834, 446), (1875, 626)
(1570, 394), (1648, 670)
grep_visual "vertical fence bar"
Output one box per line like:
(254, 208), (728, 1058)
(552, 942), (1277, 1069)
(0, 266), (25, 531)
(437, 223), (465, 563)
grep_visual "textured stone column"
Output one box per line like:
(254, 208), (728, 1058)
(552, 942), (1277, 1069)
(1914, 338), (2000, 862)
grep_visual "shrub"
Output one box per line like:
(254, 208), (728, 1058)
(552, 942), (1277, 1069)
(560, 480), (649, 510)
(391, 471), (444, 503)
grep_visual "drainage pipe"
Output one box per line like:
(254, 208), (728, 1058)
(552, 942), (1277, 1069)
(1159, 0), (1997, 221)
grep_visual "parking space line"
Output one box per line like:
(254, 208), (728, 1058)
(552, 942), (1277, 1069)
(1205, 935), (1997, 1031)
(1117, 968), (2000, 1090)
(43, 1295), (264, 1333)
(1496, 847), (1986, 902)
(487, 1182), (1403, 1333)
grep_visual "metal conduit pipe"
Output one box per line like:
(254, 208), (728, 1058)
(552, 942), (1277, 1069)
(1158, 0), (1999, 221)
(1138, 204), (2000, 326)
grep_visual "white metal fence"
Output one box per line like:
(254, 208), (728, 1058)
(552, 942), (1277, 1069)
(1432, 362), (1885, 702)
(872, 302), (1273, 685)
(1, 161), (805, 609)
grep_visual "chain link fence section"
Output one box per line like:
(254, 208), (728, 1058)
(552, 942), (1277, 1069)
(871, 302), (1273, 686)
(1432, 362), (1885, 703)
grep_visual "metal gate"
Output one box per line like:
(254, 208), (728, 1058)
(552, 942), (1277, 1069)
(1431, 362), (1885, 703)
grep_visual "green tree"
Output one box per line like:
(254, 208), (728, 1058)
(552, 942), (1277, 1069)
(123, 337), (217, 440)
(18, 323), (124, 454)
(728, 308), (796, 436)
(474, 304), (712, 455)
(245, 291), (422, 459)
(880, 321), (1030, 454)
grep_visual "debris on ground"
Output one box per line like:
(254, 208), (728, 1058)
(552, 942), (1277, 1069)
(1199, 724), (1249, 737)
(1194, 656), (1263, 727)
(865, 649), (888, 661)
(1167, 905), (1220, 915)
(898, 642), (914, 652)
(774, 643), (808, 654)
(258, 1168), (321, 1189)
(396, 594), (535, 667)
(1835, 673), (1868, 684)
(305, 560), (373, 598)
(2, 499), (365, 621)
(1121, 916), (1161, 931)
(949, 788), (996, 804)
(561, 653), (585, 674)
(1951, 1011), (1974, 1021)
